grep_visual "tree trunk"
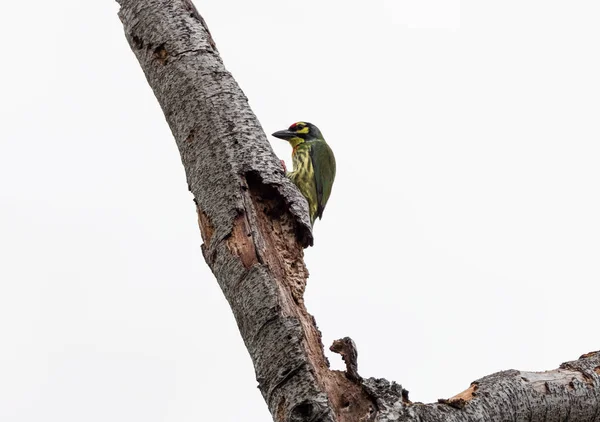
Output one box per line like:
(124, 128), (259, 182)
(116, 1), (600, 421)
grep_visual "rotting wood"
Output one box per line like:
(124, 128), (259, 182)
(226, 212), (258, 270)
(438, 383), (478, 409)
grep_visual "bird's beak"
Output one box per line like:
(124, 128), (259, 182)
(271, 129), (297, 140)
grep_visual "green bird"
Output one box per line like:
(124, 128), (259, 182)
(272, 121), (336, 225)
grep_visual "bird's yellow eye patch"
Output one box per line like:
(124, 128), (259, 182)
(297, 126), (309, 134)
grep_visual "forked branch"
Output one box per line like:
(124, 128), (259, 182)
(116, 1), (600, 420)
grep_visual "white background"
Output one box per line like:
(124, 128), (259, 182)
(1, 1), (599, 421)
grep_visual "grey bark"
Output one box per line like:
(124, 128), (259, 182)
(116, 1), (600, 421)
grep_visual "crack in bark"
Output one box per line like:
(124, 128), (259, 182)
(170, 47), (213, 58)
(267, 362), (308, 403)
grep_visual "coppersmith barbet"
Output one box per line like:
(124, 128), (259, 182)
(272, 122), (336, 225)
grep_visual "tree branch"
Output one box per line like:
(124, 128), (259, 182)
(117, 1), (372, 421)
(116, 1), (600, 421)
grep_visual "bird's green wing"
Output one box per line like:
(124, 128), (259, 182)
(309, 140), (336, 220)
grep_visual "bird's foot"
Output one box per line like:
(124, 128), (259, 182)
(280, 159), (287, 173)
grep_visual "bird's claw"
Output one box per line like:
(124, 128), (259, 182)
(280, 159), (287, 173)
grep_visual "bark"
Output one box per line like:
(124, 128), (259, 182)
(116, 1), (600, 421)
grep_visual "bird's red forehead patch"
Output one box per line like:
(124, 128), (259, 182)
(289, 123), (297, 130)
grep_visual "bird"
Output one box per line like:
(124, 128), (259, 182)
(272, 122), (336, 225)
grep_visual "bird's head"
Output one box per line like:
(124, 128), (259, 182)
(272, 122), (323, 147)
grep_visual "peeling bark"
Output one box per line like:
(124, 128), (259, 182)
(116, 1), (600, 421)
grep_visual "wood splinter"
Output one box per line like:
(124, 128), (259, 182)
(330, 337), (361, 382)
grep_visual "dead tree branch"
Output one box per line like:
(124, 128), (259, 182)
(116, 1), (600, 421)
